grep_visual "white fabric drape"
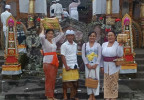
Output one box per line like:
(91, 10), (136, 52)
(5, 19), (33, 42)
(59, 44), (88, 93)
(19, 0), (47, 15)
(19, 0), (29, 13)
(92, 0), (119, 15)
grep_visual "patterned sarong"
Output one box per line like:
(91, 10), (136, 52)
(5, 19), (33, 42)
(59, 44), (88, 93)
(43, 63), (58, 97)
(104, 72), (119, 99)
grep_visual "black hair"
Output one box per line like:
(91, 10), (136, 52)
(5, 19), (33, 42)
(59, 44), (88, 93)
(107, 31), (116, 36)
(88, 31), (97, 37)
(45, 29), (54, 34)
(72, 0), (77, 2)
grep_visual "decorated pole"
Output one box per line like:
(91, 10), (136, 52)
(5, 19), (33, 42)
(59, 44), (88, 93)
(140, 2), (144, 47)
(106, 0), (112, 15)
(105, 0), (115, 32)
(28, 0), (35, 28)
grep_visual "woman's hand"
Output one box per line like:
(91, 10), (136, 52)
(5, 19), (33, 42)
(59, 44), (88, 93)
(40, 22), (44, 34)
(92, 64), (98, 69)
(119, 42), (124, 46)
(59, 25), (63, 33)
(86, 64), (92, 69)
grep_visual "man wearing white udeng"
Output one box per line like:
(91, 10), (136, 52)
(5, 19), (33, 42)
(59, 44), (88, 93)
(69, 0), (81, 21)
(1, 5), (12, 48)
(54, 0), (63, 21)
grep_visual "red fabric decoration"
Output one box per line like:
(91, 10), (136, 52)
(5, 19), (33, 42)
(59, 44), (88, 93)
(115, 18), (121, 22)
(124, 55), (134, 62)
(37, 17), (41, 22)
(99, 17), (103, 20)
(6, 56), (18, 63)
(16, 21), (21, 24)
(105, 28), (111, 32)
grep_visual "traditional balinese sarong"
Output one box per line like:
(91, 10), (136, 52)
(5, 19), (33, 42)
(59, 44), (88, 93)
(62, 68), (79, 82)
(55, 13), (62, 21)
(43, 63), (58, 97)
(70, 7), (79, 20)
(104, 71), (119, 99)
(62, 68), (79, 98)
(63, 81), (78, 98)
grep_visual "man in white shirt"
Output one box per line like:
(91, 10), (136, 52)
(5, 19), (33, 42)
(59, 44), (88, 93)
(61, 30), (79, 100)
(1, 5), (12, 48)
(50, 0), (56, 17)
(62, 8), (70, 19)
(54, 0), (63, 21)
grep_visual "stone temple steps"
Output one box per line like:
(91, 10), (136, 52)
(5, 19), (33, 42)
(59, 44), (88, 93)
(0, 49), (144, 100)
(2, 78), (137, 100)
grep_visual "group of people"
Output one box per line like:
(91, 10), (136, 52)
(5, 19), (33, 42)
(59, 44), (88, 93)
(39, 23), (124, 100)
(1, 3), (123, 100)
(50, 0), (81, 21)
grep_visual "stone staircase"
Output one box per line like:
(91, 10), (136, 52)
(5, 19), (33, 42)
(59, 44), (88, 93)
(0, 49), (144, 100)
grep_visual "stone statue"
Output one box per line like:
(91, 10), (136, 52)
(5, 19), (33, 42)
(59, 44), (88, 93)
(26, 30), (42, 71)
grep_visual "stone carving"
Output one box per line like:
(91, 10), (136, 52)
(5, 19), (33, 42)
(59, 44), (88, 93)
(26, 30), (42, 71)
(60, 18), (87, 51)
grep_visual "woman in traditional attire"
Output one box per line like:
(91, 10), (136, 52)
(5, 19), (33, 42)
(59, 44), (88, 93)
(82, 31), (101, 100)
(69, 0), (81, 20)
(39, 26), (64, 100)
(101, 31), (123, 100)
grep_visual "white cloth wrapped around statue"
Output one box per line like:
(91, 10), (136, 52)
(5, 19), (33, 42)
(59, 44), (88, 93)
(19, 0), (47, 15)
(92, 0), (119, 15)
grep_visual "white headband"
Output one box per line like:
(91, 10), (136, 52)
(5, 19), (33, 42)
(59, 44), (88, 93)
(65, 30), (75, 35)
(5, 5), (11, 9)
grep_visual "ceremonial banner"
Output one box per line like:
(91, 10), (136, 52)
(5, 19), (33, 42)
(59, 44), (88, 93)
(19, 0), (29, 13)
(92, 0), (106, 15)
(19, 0), (47, 15)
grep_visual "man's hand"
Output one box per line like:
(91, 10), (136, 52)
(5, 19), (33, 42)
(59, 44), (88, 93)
(101, 67), (104, 74)
(65, 65), (71, 71)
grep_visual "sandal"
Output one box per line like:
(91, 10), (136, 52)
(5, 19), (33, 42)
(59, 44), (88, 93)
(53, 98), (58, 100)
(47, 98), (53, 100)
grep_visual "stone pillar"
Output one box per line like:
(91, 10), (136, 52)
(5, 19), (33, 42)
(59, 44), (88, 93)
(140, 3), (144, 47)
(106, 0), (112, 15)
